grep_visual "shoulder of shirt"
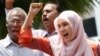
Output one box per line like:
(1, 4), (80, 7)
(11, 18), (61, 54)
(0, 35), (12, 48)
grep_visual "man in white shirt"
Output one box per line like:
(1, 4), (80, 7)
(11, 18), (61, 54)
(0, 35), (49, 56)
(0, 7), (50, 56)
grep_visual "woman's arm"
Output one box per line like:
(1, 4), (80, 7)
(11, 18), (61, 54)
(19, 3), (54, 56)
(21, 3), (43, 32)
(19, 3), (43, 47)
(19, 28), (53, 56)
(32, 38), (53, 56)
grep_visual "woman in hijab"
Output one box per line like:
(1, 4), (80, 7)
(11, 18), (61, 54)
(19, 10), (94, 56)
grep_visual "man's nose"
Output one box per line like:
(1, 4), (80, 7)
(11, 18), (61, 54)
(43, 11), (48, 16)
(13, 22), (17, 26)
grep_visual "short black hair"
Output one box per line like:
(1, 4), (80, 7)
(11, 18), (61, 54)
(45, 2), (63, 13)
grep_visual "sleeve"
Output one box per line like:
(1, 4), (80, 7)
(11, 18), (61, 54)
(19, 28), (54, 56)
(88, 39), (98, 56)
(19, 27), (33, 47)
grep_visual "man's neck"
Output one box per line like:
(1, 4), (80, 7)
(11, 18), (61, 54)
(47, 29), (55, 35)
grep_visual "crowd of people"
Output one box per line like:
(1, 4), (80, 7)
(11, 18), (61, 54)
(0, 0), (100, 56)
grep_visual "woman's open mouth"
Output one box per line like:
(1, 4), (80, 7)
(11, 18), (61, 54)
(63, 33), (68, 37)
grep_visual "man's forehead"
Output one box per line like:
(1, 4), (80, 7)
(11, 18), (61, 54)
(43, 4), (57, 10)
(10, 11), (23, 17)
(10, 11), (17, 16)
(8, 11), (24, 20)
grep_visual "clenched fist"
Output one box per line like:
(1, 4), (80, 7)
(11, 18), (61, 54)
(29, 3), (43, 16)
(21, 3), (43, 30)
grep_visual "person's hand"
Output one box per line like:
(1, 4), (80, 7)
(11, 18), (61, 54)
(28, 3), (43, 16)
(21, 3), (43, 29)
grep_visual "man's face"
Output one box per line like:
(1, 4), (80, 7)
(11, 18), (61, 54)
(6, 11), (24, 41)
(42, 4), (59, 31)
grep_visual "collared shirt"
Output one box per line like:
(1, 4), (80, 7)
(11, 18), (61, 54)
(32, 29), (57, 37)
(0, 34), (50, 56)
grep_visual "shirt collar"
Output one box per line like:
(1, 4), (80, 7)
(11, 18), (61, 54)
(2, 34), (18, 47)
(45, 31), (57, 37)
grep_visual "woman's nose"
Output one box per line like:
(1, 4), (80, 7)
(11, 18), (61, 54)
(60, 26), (65, 32)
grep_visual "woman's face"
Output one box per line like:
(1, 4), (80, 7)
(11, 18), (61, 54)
(57, 18), (73, 43)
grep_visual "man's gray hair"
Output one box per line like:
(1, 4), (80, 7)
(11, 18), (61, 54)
(6, 7), (27, 22)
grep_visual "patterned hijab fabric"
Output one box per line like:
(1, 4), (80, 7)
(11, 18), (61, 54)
(49, 10), (94, 56)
